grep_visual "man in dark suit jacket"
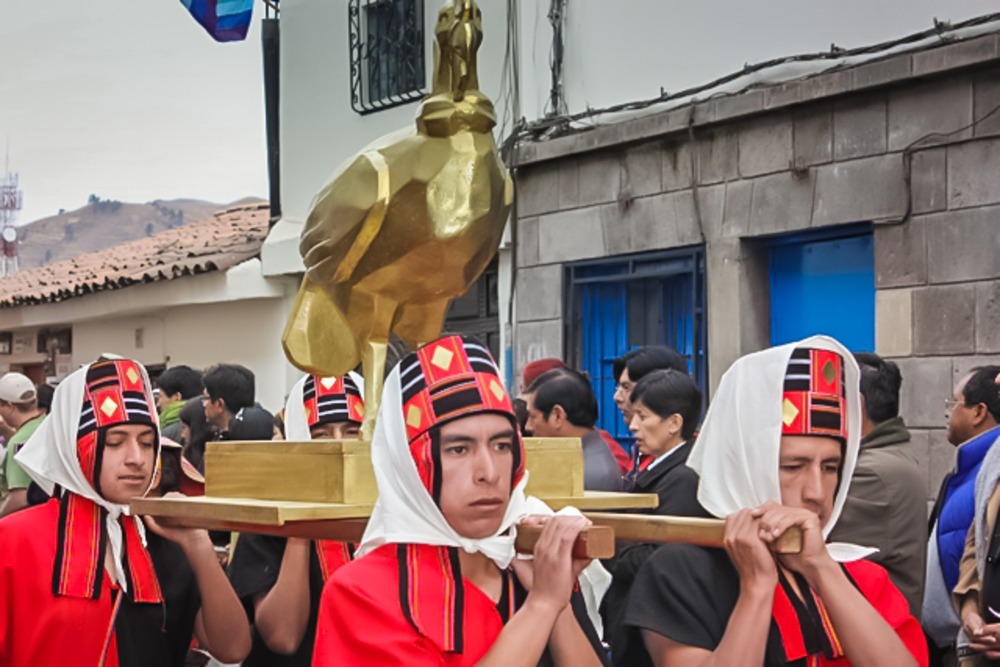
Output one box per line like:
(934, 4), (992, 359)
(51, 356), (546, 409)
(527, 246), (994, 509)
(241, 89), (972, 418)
(600, 369), (710, 659)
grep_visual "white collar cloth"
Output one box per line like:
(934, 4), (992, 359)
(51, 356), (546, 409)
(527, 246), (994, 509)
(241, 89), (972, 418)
(686, 335), (874, 562)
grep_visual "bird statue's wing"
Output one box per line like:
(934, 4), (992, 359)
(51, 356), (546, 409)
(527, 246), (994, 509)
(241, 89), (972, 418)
(299, 150), (390, 287)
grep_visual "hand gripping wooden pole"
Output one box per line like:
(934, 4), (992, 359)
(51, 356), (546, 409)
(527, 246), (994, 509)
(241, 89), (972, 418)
(583, 513), (803, 555)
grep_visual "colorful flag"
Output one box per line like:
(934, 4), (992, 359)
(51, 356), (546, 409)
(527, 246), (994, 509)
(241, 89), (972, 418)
(180, 0), (254, 42)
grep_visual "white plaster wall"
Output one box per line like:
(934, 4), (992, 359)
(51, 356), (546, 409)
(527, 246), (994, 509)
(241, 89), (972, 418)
(73, 297), (296, 413)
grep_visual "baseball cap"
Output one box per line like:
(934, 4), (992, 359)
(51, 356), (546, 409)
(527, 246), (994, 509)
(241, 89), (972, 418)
(0, 373), (37, 404)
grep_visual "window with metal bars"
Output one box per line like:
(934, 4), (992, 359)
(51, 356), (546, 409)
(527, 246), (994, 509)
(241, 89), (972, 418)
(348, 0), (426, 114)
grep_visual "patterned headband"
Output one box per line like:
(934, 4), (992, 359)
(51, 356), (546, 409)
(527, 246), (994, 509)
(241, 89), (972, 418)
(781, 347), (847, 441)
(303, 374), (364, 427)
(398, 335), (524, 500)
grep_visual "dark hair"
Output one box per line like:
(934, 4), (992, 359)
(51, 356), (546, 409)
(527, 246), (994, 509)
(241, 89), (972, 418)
(35, 384), (55, 413)
(962, 366), (1000, 424)
(202, 364), (255, 413)
(853, 352), (902, 424)
(158, 365), (203, 400)
(179, 396), (214, 473)
(228, 404), (275, 441)
(630, 369), (702, 440)
(158, 448), (182, 495)
(613, 346), (688, 383)
(273, 411), (285, 438)
(526, 368), (598, 429)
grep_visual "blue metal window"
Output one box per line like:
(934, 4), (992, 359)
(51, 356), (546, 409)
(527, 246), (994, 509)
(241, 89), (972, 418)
(567, 248), (706, 449)
(768, 225), (875, 351)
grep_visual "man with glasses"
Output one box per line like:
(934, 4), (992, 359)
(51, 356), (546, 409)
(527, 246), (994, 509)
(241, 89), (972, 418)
(924, 365), (1000, 664)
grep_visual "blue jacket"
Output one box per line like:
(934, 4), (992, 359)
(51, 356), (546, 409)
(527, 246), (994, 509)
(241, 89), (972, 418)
(937, 425), (1000, 590)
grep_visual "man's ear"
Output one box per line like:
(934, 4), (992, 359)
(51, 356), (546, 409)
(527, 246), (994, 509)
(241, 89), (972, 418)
(551, 404), (567, 428)
(971, 402), (990, 427)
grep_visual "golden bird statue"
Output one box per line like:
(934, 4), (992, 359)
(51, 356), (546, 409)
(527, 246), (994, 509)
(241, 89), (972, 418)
(282, 0), (514, 440)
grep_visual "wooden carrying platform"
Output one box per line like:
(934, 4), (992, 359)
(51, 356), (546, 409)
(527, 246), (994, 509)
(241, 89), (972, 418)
(133, 436), (658, 535)
(131, 437), (803, 556)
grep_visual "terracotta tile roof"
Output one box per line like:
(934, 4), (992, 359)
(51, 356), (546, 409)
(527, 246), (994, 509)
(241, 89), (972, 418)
(0, 202), (271, 307)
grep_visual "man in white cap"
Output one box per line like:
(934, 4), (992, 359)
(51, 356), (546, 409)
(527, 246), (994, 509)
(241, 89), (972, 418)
(0, 373), (44, 518)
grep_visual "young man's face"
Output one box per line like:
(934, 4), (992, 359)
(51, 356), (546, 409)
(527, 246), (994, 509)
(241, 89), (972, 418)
(309, 421), (361, 440)
(778, 435), (841, 527)
(98, 424), (157, 505)
(437, 412), (515, 539)
(613, 369), (635, 425)
(201, 391), (225, 429)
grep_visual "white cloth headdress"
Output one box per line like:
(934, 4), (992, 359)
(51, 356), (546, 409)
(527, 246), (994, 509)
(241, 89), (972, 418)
(687, 335), (874, 562)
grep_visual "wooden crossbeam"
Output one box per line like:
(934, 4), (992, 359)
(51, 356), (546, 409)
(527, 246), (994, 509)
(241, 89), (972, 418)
(136, 497), (802, 556)
(584, 512), (803, 555)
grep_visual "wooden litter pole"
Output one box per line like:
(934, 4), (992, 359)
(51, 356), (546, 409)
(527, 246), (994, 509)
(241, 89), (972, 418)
(584, 513), (803, 555)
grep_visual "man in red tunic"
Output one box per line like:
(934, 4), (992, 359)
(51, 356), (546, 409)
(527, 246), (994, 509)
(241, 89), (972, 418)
(313, 335), (606, 666)
(0, 357), (250, 667)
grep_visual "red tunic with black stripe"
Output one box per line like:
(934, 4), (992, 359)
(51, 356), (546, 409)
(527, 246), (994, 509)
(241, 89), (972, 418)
(313, 543), (604, 666)
(0, 500), (177, 667)
(618, 544), (928, 667)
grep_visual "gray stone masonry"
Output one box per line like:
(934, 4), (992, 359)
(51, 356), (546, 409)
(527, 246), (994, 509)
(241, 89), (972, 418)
(516, 264), (562, 323)
(874, 219), (927, 289)
(949, 137), (1000, 210)
(514, 319), (563, 390)
(812, 154), (907, 226)
(833, 94), (887, 160)
(976, 281), (1000, 353)
(887, 75), (973, 151)
(536, 207), (607, 264)
(738, 114), (793, 177)
(747, 171), (815, 236)
(912, 284), (976, 356)
(516, 216), (539, 267)
(925, 206), (1000, 284)
(910, 147), (947, 215)
(894, 356), (953, 430)
(974, 71), (1000, 137)
(793, 103), (833, 167)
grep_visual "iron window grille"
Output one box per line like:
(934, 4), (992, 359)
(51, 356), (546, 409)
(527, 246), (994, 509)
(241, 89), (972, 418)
(349, 0), (426, 114)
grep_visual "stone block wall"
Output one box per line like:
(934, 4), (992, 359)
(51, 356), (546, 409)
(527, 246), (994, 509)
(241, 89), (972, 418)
(512, 37), (1000, 503)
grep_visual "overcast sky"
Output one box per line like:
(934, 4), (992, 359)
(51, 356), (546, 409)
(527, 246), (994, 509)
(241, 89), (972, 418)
(0, 0), (268, 225)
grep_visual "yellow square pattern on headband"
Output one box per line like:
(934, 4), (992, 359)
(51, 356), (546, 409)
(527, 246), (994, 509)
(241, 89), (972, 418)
(100, 397), (119, 417)
(406, 405), (423, 429)
(431, 346), (454, 371)
(782, 398), (800, 427)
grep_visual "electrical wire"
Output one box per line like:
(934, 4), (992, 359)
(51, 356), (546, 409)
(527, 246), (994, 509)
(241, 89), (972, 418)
(509, 12), (1000, 146)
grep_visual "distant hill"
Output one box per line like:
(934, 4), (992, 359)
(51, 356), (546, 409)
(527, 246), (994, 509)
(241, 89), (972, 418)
(15, 196), (267, 268)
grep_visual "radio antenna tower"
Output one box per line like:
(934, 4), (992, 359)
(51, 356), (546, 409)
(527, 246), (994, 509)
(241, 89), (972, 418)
(0, 145), (23, 276)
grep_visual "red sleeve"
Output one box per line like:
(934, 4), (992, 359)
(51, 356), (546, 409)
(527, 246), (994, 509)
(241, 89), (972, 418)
(313, 567), (446, 667)
(848, 560), (928, 667)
